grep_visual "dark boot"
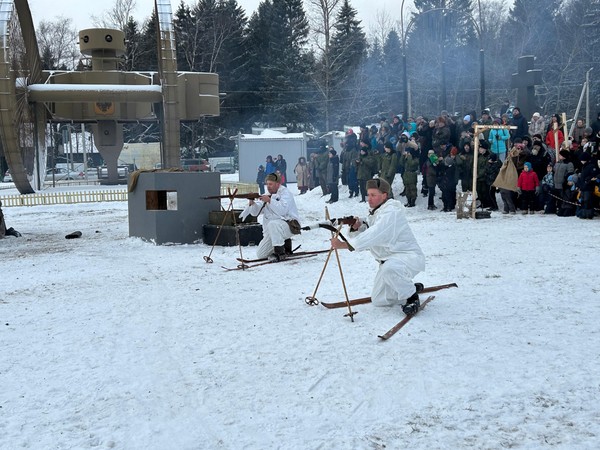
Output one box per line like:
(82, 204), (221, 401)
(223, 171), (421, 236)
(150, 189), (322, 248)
(284, 239), (293, 255)
(6, 227), (21, 237)
(268, 245), (287, 262)
(402, 292), (420, 316)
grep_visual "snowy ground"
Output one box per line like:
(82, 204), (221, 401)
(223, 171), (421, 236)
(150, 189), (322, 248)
(1, 176), (599, 449)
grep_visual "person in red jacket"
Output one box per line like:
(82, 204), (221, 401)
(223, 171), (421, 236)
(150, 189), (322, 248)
(517, 162), (540, 214)
(545, 115), (565, 151)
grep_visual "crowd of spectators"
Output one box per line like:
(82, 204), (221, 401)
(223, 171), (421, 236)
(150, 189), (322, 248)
(300, 108), (600, 219)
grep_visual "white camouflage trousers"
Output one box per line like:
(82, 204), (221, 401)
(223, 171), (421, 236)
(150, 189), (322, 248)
(256, 220), (294, 259)
(371, 257), (421, 306)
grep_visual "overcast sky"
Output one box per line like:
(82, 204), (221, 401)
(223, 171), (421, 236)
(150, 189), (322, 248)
(29, 0), (408, 35)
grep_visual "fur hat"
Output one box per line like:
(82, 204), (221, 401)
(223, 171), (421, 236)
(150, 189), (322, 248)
(265, 172), (281, 183)
(365, 178), (390, 194)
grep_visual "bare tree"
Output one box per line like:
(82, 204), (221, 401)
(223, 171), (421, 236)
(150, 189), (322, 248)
(37, 17), (79, 70)
(306, 0), (343, 130)
(92, 0), (137, 31)
(367, 9), (397, 49)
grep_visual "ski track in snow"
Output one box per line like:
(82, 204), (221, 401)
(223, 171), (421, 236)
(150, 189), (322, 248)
(1, 182), (599, 449)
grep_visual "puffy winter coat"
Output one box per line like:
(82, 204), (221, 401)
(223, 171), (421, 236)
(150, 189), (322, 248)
(489, 128), (510, 155)
(517, 170), (540, 191)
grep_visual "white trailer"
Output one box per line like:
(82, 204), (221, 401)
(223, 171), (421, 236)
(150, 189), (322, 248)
(235, 130), (308, 184)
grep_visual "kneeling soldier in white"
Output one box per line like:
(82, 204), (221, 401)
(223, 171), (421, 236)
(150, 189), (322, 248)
(330, 178), (425, 315)
(242, 172), (301, 262)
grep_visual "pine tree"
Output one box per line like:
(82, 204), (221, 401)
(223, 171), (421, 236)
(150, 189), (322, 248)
(328, 0), (367, 128)
(245, 0), (315, 129)
(121, 17), (142, 72)
(135, 10), (159, 71)
(173, 1), (196, 71)
(382, 30), (403, 117)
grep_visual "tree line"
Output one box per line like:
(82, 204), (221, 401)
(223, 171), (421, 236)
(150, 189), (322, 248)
(36, 0), (600, 155)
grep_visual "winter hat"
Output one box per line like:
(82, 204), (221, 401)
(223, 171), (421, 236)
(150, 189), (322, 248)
(346, 128), (354, 135)
(429, 154), (439, 164)
(524, 162), (532, 170)
(329, 149), (337, 156)
(493, 118), (501, 124)
(450, 147), (458, 156)
(365, 178), (390, 194)
(258, 165), (264, 170)
(265, 172), (281, 183)
(463, 115), (471, 122)
(532, 112), (540, 118)
(444, 156), (454, 166)
(580, 152), (591, 162)
(559, 150), (570, 159)
(489, 153), (498, 162)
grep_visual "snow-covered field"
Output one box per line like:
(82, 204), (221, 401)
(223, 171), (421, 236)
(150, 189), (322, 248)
(1, 178), (599, 449)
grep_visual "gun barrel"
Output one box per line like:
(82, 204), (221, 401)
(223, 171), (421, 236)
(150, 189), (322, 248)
(203, 192), (261, 200)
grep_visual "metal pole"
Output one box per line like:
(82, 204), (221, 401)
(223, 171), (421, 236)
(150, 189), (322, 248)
(403, 53), (409, 118)
(480, 48), (485, 111)
(586, 68), (593, 127)
(82, 123), (88, 181)
(477, 0), (485, 110)
(401, 0), (408, 117)
(471, 125), (479, 219)
(68, 126), (73, 173)
(441, 5), (447, 111)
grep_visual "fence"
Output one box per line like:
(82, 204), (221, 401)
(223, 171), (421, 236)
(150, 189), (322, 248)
(0, 182), (259, 207)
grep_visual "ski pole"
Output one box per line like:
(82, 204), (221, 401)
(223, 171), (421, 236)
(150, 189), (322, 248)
(304, 223), (342, 306)
(203, 188), (238, 263)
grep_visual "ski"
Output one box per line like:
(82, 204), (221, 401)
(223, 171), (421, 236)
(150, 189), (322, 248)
(223, 253), (319, 271)
(378, 295), (435, 340)
(320, 283), (457, 309)
(236, 249), (330, 264)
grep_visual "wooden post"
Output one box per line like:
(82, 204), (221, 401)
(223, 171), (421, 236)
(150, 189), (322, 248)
(562, 112), (568, 149)
(471, 125), (480, 219)
(553, 122), (559, 162)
